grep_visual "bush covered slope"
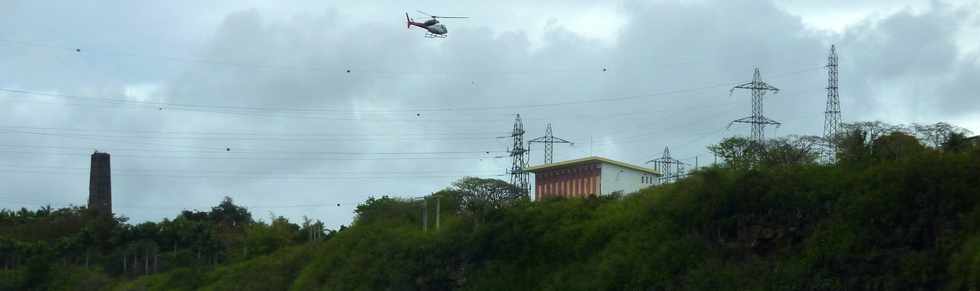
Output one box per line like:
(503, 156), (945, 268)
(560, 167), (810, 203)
(124, 134), (980, 290)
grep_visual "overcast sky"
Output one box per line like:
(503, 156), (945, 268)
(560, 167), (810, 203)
(1, 0), (977, 228)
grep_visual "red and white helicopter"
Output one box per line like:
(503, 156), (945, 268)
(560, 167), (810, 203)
(406, 10), (468, 38)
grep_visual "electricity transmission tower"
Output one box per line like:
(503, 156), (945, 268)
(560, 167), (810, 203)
(509, 114), (530, 195)
(646, 146), (685, 184)
(528, 123), (574, 164)
(730, 68), (780, 143)
(824, 45), (842, 160)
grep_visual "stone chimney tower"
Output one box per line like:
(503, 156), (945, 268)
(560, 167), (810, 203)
(88, 151), (111, 216)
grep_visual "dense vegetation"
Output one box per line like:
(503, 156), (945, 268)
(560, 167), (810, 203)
(2, 122), (979, 290)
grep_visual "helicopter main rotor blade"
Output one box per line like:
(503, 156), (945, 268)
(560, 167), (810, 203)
(416, 10), (433, 17)
(433, 16), (469, 19)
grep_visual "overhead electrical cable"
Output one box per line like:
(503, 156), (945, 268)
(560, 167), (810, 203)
(0, 65), (824, 116)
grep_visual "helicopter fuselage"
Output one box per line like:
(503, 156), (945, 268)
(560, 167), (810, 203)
(409, 20), (447, 35)
(424, 23), (447, 35)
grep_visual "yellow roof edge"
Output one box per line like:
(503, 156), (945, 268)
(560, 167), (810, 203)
(526, 156), (662, 176)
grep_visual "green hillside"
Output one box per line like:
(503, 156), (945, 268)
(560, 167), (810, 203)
(2, 122), (979, 290)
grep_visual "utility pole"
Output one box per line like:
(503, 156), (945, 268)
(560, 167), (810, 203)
(509, 114), (530, 195)
(422, 198), (428, 232)
(730, 68), (781, 143)
(646, 146), (686, 184)
(528, 123), (574, 164)
(824, 45), (842, 161)
(435, 196), (440, 230)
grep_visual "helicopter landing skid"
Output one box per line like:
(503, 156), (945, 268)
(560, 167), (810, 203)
(424, 33), (447, 38)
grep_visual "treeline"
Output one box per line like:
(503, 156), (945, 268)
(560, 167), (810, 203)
(2, 121), (980, 290)
(0, 197), (331, 290)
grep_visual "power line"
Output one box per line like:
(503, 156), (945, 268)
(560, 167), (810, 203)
(0, 168), (504, 180)
(0, 142), (504, 156)
(0, 128), (507, 155)
(520, 87), (824, 151)
(0, 38), (615, 77)
(0, 125), (503, 138)
(0, 37), (821, 78)
(0, 91), (819, 164)
(0, 163), (504, 177)
(0, 128), (500, 143)
(0, 149), (507, 161)
(0, 96), (758, 156)
(587, 105), (740, 147)
(0, 65), (824, 115)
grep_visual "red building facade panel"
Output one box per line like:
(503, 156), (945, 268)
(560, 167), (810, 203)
(534, 162), (601, 200)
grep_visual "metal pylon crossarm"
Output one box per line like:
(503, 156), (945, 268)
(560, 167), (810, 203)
(528, 123), (574, 164)
(730, 68), (781, 143)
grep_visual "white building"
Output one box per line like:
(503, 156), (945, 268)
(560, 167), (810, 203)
(525, 156), (661, 200)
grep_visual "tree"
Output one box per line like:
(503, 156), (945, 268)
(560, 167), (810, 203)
(209, 197), (253, 228)
(911, 122), (972, 148)
(452, 177), (526, 214)
(842, 121), (902, 145)
(761, 135), (823, 166)
(942, 131), (975, 152)
(353, 196), (420, 226)
(708, 137), (764, 169)
(835, 121), (927, 165)
(835, 126), (871, 164)
(870, 131), (926, 161)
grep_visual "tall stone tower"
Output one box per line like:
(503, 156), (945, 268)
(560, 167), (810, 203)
(88, 151), (112, 216)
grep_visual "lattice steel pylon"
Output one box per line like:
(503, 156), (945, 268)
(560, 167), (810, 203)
(646, 146), (685, 184)
(528, 123), (574, 164)
(509, 114), (530, 195)
(730, 68), (781, 143)
(824, 45), (842, 160)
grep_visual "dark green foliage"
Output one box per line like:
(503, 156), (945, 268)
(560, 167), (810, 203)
(708, 135), (822, 169)
(0, 197), (327, 290)
(1, 122), (979, 290)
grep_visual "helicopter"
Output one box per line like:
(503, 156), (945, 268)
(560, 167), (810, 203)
(406, 10), (468, 38)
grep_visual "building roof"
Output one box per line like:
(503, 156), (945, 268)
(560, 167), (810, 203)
(526, 156), (661, 176)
